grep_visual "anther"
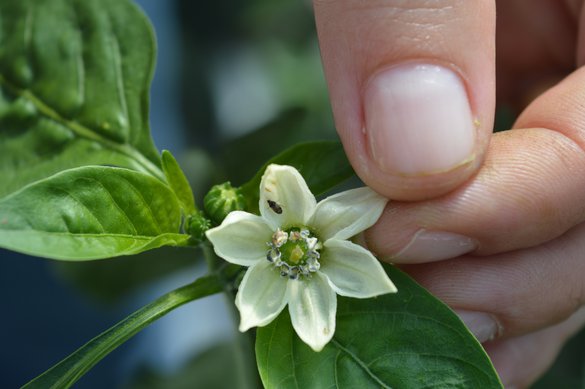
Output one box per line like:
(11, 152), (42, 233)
(267, 248), (281, 263)
(280, 263), (291, 277)
(307, 257), (320, 272)
(272, 229), (288, 247)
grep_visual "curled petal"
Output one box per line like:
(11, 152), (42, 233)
(310, 187), (388, 241)
(259, 164), (317, 229)
(206, 211), (273, 266)
(321, 239), (397, 298)
(236, 261), (288, 331)
(287, 272), (336, 351)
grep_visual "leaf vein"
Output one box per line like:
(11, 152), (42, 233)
(116, 175), (162, 234)
(84, 177), (139, 234)
(110, 33), (130, 131)
(0, 77), (164, 180)
(331, 338), (392, 389)
(47, 184), (106, 233)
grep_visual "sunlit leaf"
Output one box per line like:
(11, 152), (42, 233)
(162, 150), (198, 215)
(0, 166), (189, 260)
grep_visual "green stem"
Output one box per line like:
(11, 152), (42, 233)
(23, 274), (222, 389)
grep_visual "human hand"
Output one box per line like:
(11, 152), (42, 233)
(314, 1), (585, 387)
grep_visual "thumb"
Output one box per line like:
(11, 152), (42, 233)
(313, 0), (495, 200)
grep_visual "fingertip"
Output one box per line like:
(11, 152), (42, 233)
(314, 0), (495, 201)
(365, 64), (476, 175)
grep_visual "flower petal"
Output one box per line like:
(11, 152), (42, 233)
(206, 211), (273, 266)
(321, 239), (397, 298)
(310, 187), (388, 241)
(287, 272), (336, 351)
(236, 261), (288, 331)
(259, 164), (317, 229)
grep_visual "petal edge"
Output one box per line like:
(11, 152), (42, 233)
(287, 272), (336, 351)
(311, 187), (388, 241)
(206, 211), (273, 266)
(236, 261), (288, 331)
(259, 164), (317, 229)
(321, 239), (397, 298)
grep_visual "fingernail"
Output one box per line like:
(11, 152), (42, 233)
(393, 229), (477, 263)
(455, 310), (500, 343)
(364, 63), (476, 175)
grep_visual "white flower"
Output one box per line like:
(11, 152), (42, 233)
(206, 164), (397, 351)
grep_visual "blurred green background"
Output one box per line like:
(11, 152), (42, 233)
(1, 0), (583, 388)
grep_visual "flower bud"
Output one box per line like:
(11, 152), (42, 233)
(186, 213), (211, 244)
(204, 182), (246, 224)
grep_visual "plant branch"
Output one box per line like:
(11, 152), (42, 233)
(22, 274), (223, 389)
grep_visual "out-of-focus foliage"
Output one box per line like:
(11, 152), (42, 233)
(128, 342), (241, 389)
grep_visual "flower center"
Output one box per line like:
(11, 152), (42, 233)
(266, 228), (321, 280)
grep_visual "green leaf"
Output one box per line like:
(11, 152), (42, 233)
(23, 274), (223, 389)
(239, 141), (353, 212)
(0, 0), (162, 199)
(162, 150), (198, 215)
(0, 166), (190, 260)
(256, 265), (503, 388)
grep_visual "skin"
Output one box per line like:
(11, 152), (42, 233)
(313, 0), (585, 387)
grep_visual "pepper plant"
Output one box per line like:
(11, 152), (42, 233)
(0, 0), (503, 387)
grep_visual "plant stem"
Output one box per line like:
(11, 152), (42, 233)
(23, 275), (222, 389)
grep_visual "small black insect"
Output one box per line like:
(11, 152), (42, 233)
(267, 200), (283, 214)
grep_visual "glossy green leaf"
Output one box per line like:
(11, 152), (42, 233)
(162, 150), (198, 215)
(0, 166), (190, 260)
(23, 274), (223, 389)
(256, 265), (503, 388)
(0, 0), (162, 199)
(239, 141), (353, 212)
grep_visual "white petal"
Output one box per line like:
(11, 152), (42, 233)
(310, 187), (388, 241)
(321, 239), (397, 298)
(259, 164), (317, 229)
(205, 211), (273, 266)
(236, 261), (288, 331)
(287, 273), (336, 351)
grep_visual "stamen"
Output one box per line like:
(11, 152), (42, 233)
(289, 231), (301, 242)
(307, 257), (320, 272)
(267, 248), (280, 263)
(288, 267), (300, 280)
(306, 237), (318, 250)
(266, 228), (322, 280)
(272, 229), (288, 247)
(280, 263), (291, 277)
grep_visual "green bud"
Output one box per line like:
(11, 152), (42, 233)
(204, 182), (246, 224)
(186, 213), (211, 244)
